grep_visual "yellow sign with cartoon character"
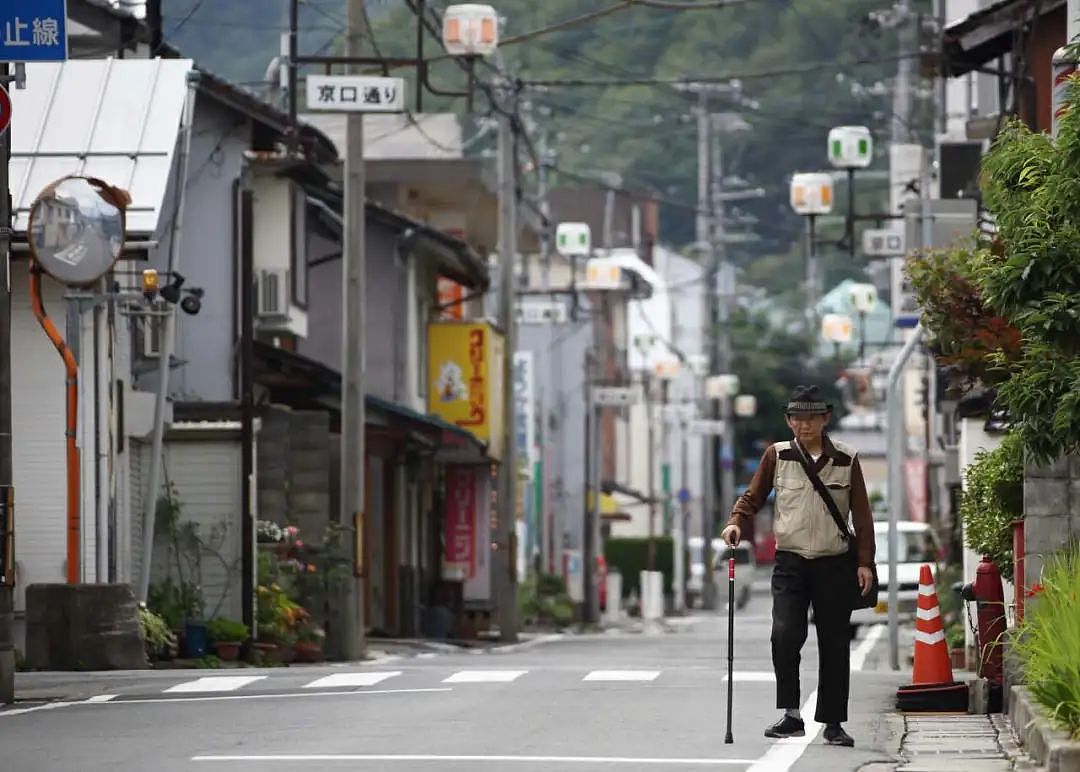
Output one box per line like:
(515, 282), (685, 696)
(427, 321), (504, 460)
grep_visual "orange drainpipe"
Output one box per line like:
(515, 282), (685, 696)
(29, 265), (80, 584)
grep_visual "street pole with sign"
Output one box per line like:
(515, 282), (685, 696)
(2, 4), (70, 703)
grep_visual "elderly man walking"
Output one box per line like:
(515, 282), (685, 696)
(720, 385), (875, 748)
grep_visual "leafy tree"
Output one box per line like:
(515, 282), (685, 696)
(964, 78), (1080, 462)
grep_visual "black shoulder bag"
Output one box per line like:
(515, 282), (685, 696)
(791, 442), (879, 610)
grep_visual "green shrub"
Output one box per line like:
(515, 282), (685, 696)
(208, 617), (250, 643)
(603, 537), (675, 599)
(1012, 544), (1080, 739)
(960, 433), (1023, 581)
(536, 573), (566, 597)
(138, 605), (176, 660)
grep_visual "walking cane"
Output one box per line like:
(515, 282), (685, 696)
(724, 552), (735, 744)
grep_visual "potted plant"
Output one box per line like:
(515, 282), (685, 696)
(293, 625), (326, 663)
(947, 623), (966, 670)
(208, 617), (249, 662)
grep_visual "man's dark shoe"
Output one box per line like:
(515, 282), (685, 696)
(764, 715), (806, 738)
(823, 724), (855, 747)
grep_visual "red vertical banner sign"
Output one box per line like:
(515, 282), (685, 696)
(443, 466), (476, 581)
(904, 458), (928, 523)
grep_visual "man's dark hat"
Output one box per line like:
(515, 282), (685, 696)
(784, 384), (832, 415)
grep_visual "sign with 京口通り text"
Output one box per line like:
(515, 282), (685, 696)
(427, 321), (505, 460)
(305, 75), (405, 113)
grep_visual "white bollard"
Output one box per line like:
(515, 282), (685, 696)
(640, 570), (664, 621)
(604, 572), (622, 625)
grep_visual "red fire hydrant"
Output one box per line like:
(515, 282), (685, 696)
(962, 555), (1007, 685)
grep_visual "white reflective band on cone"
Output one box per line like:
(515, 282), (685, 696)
(914, 629), (945, 646)
(915, 606), (940, 620)
(917, 584), (936, 596)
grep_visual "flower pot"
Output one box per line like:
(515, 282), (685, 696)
(252, 641), (285, 664)
(950, 647), (966, 670)
(213, 641), (242, 662)
(182, 622), (209, 659)
(293, 641), (323, 663)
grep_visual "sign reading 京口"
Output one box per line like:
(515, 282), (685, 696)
(305, 75), (406, 113)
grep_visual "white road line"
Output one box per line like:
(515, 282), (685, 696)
(192, 754), (758, 766)
(582, 670), (660, 682)
(746, 616), (886, 772)
(101, 687), (452, 706)
(850, 623), (886, 671)
(86, 694), (118, 703)
(721, 671), (775, 682)
(442, 670), (527, 684)
(0, 700), (75, 717)
(745, 690), (823, 772)
(302, 672), (401, 689)
(164, 676), (267, 693)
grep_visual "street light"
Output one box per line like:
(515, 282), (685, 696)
(822, 312), (854, 365)
(789, 172), (834, 330)
(827, 125), (873, 259)
(848, 282), (878, 363)
(442, 5), (499, 57)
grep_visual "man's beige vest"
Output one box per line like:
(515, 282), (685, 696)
(772, 438), (857, 560)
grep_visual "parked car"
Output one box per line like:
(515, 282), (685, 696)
(686, 537), (755, 609)
(849, 520), (942, 633)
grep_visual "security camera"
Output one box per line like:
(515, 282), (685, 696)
(180, 287), (203, 316)
(160, 272), (186, 304)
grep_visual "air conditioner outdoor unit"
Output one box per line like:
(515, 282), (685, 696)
(257, 269), (289, 318)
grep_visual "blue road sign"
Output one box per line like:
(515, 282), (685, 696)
(677, 488), (691, 505)
(894, 316), (919, 329)
(1, 0), (68, 62)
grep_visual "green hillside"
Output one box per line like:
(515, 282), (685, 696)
(168, 0), (933, 290)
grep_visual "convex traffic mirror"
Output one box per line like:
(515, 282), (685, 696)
(28, 175), (130, 287)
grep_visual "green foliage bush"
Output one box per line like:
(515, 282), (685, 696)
(207, 617), (250, 644)
(518, 574), (576, 629)
(960, 433), (1023, 581)
(603, 537), (674, 599)
(138, 605), (176, 661)
(1012, 543), (1080, 739)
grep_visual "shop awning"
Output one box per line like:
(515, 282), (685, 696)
(11, 58), (195, 237)
(942, 0), (1064, 76)
(253, 341), (490, 462)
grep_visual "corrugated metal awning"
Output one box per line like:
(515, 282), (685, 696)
(11, 57), (194, 236)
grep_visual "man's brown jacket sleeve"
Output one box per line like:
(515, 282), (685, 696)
(850, 457), (876, 567)
(725, 445), (776, 531)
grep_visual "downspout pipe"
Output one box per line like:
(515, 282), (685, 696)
(887, 324), (923, 670)
(29, 266), (80, 584)
(138, 70), (199, 602)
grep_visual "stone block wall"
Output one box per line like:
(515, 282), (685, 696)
(257, 405), (331, 540)
(1023, 455), (1080, 591)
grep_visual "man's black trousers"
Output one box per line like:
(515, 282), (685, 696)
(771, 549), (853, 724)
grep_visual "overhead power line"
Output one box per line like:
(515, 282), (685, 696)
(519, 52), (924, 88)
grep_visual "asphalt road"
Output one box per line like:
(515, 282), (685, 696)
(2, 572), (909, 772)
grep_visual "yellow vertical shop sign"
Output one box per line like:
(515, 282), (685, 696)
(427, 321), (504, 460)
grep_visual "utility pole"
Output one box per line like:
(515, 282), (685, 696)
(339, 0), (367, 660)
(646, 373), (656, 572)
(891, 0), (914, 145)
(497, 95), (519, 642)
(1, 61), (15, 705)
(711, 117), (735, 566)
(696, 89), (719, 611)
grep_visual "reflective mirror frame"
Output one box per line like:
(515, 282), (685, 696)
(27, 175), (131, 287)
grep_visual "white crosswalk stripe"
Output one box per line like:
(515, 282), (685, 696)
(583, 670), (660, 682)
(442, 670), (528, 683)
(164, 676), (267, 693)
(302, 671), (402, 689)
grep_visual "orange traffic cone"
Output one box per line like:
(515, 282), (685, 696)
(896, 564), (969, 712)
(912, 563), (954, 684)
